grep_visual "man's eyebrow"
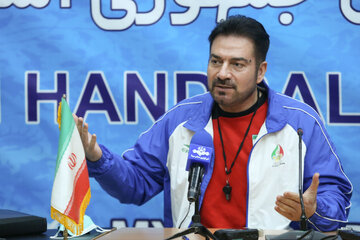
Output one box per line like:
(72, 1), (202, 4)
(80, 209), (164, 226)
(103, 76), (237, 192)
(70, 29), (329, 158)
(210, 54), (221, 59)
(210, 54), (251, 63)
(232, 57), (252, 63)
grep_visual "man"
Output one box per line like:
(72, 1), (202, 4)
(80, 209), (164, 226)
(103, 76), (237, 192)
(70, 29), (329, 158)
(75, 15), (352, 231)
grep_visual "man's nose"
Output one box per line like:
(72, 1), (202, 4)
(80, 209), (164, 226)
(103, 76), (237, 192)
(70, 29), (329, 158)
(217, 63), (231, 80)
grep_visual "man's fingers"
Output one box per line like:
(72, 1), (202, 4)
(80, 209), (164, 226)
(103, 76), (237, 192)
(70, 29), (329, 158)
(76, 117), (90, 148)
(77, 117), (84, 134)
(282, 192), (300, 203)
(275, 173), (320, 221)
(82, 122), (89, 145)
(275, 206), (292, 219)
(72, 113), (78, 123)
(275, 194), (303, 221)
(275, 203), (298, 220)
(276, 199), (293, 213)
(276, 195), (298, 210)
(89, 134), (97, 150)
(72, 116), (101, 161)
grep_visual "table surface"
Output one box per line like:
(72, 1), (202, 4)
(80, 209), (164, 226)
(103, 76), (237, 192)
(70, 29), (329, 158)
(2, 227), (339, 240)
(95, 228), (286, 240)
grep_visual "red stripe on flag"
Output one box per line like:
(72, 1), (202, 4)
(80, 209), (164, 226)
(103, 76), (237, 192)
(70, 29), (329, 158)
(64, 159), (90, 224)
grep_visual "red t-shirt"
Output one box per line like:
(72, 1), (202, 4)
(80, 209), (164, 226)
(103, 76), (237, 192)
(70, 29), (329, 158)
(200, 95), (268, 228)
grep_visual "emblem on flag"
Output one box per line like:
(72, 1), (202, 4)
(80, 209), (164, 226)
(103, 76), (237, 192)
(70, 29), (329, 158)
(68, 153), (77, 170)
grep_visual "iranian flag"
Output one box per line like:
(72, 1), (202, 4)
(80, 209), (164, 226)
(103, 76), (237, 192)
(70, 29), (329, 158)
(51, 97), (91, 235)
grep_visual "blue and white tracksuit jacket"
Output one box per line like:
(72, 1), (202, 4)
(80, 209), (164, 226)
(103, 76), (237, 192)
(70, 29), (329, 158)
(87, 83), (352, 231)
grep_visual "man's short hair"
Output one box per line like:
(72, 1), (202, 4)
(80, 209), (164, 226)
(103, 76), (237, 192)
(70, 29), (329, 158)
(208, 15), (270, 65)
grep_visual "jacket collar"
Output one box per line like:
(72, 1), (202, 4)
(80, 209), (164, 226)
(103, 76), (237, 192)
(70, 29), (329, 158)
(183, 81), (288, 133)
(262, 81), (288, 133)
(183, 92), (214, 132)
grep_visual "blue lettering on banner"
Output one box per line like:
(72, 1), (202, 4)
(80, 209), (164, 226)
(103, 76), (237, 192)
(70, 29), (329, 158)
(283, 72), (323, 119)
(327, 72), (360, 125)
(111, 218), (164, 228)
(1, 1), (359, 30)
(125, 71), (167, 123)
(25, 71), (68, 124)
(22, 70), (359, 126)
(175, 72), (208, 104)
(74, 72), (122, 124)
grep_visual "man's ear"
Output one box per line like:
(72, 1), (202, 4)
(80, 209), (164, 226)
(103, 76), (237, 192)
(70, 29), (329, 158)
(257, 61), (267, 84)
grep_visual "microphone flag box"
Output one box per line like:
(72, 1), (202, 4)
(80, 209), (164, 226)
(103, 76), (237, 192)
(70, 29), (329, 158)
(186, 143), (213, 172)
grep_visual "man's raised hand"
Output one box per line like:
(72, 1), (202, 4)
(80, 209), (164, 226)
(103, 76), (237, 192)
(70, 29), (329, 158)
(73, 114), (102, 162)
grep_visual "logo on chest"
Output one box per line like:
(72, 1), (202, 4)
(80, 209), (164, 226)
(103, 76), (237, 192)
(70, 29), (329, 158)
(271, 144), (285, 167)
(181, 144), (189, 153)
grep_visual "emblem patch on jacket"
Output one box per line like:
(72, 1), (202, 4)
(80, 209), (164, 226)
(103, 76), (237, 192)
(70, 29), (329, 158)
(271, 144), (285, 167)
(181, 144), (189, 153)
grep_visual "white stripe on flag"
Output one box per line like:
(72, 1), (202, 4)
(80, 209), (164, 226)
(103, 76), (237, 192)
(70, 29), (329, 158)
(51, 127), (85, 212)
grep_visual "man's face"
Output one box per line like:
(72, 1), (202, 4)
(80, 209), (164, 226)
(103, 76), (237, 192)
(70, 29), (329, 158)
(207, 35), (267, 113)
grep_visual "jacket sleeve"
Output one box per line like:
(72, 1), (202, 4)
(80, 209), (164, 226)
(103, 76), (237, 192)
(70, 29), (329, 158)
(86, 119), (169, 206)
(291, 119), (352, 232)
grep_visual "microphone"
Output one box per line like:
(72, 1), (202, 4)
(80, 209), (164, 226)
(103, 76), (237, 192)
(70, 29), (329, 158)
(166, 131), (217, 240)
(297, 128), (308, 231)
(186, 130), (213, 202)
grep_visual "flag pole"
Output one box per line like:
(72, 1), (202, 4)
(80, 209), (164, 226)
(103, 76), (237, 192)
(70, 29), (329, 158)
(63, 228), (68, 240)
(61, 94), (68, 240)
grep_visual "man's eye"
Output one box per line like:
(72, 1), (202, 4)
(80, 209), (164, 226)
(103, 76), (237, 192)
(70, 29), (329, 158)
(233, 62), (245, 69)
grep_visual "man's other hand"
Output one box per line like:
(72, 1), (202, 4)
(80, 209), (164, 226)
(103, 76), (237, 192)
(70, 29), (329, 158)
(275, 173), (320, 221)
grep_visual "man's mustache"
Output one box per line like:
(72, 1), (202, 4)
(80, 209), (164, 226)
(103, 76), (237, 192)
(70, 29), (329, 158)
(211, 78), (236, 88)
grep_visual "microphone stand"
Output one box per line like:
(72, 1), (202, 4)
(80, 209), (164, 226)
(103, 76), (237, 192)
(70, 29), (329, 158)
(297, 129), (308, 231)
(165, 191), (218, 240)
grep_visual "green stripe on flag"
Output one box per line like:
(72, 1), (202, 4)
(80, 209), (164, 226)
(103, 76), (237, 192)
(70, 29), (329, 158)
(55, 98), (76, 174)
